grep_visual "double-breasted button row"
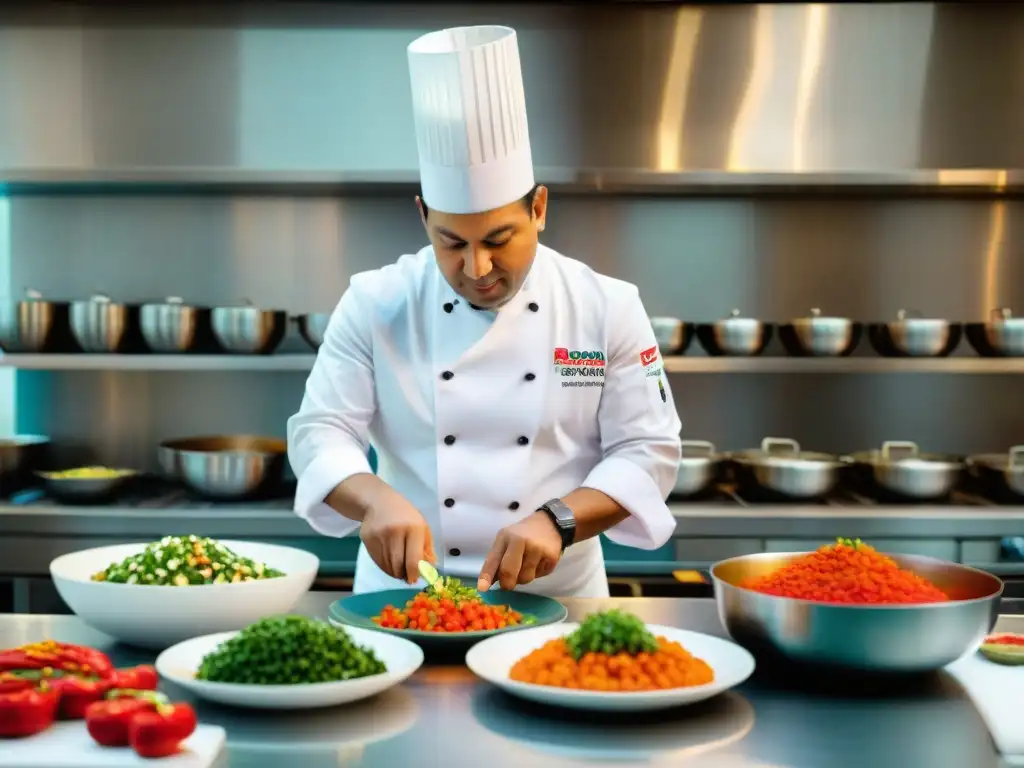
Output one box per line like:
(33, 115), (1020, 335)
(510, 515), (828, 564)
(442, 434), (529, 447)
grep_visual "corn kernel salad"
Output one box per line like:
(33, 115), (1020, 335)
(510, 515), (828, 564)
(90, 535), (285, 586)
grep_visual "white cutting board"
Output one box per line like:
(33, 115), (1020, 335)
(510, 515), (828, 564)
(947, 653), (1024, 766)
(0, 722), (226, 767)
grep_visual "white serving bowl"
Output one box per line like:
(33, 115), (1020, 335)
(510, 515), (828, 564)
(50, 540), (319, 649)
(156, 627), (424, 709)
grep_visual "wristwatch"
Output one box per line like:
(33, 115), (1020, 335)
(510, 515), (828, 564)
(538, 498), (577, 552)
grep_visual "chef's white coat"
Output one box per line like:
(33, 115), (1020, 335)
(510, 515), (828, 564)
(287, 244), (682, 597)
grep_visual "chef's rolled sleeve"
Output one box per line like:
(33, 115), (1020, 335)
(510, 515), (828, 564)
(287, 282), (377, 539)
(582, 285), (682, 549)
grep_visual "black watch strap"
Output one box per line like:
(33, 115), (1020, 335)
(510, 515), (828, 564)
(539, 498), (576, 551)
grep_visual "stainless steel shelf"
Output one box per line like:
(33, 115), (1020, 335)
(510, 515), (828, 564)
(3, 167), (1024, 196)
(3, 353), (1024, 374)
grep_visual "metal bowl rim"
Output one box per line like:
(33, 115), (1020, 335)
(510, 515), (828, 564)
(710, 551), (1004, 609)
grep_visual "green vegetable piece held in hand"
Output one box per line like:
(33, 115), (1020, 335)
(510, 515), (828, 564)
(196, 616), (387, 685)
(417, 560), (480, 605)
(564, 610), (658, 661)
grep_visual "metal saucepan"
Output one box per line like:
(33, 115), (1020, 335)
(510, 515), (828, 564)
(730, 437), (843, 500)
(140, 296), (215, 353)
(70, 294), (142, 353)
(159, 435), (288, 500)
(843, 440), (963, 501)
(0, 289), (71, 353)
(211, 301), (287, 355)
(696, 309), (773, 357)
(966, 307), (1024, 358)
(712, 551), (1001, 672)
(779, 308), (862, 357)
(0, 435), (51, 495)
(649, 317), (694, 356)
(296, 313), (332, 351)
(671, 440), (724, 498)
(868, 309), (962, 357)
(966, 446), (1024, 501)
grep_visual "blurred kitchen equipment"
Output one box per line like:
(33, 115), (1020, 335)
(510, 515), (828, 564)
(696, 309), (772, 357)
(731, 437), (842, 500)
(967, 446), (1024, 501)
(296, 312), (332, 351)
(0, 435), (51, 495)
(159, 435), (288, 500)
(35, 467), (139, 505)
(211, 301), (287, 354)
(70, 294), (137, 353)
(140, 296), (211, 353)
(868, 309), (961, 357)
(671, 440), (724, 498)
(843, 440), (963, 501)
(649, 317), (694, 356)
(712, 551), (1001, 673)
(779, 308), (861, 357)
(966, 308), (1024, 357)
(0, 289), (70, 353)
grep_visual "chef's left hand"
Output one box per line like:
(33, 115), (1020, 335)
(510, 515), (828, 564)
(478, 511), (562, 592)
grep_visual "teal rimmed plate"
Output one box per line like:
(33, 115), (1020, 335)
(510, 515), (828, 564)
(328, 589), (568, 646)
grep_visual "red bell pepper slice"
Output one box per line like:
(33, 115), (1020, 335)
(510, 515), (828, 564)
(0, 685), (60, 738)
(108, 665), (159, 691)
(128, 703), (198, 759)
(50, 676), (112, 720)
(85, 697), (157, 747)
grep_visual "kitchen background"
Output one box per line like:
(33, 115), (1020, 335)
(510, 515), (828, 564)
(3, 0), (1024, 609)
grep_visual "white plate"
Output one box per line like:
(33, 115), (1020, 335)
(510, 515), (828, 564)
(155, 626), (424, 709)
(465, 622), (755, 712)
(50, 540), (318, 649)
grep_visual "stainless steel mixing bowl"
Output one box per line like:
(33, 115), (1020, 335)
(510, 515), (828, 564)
(140, 297), (199, 353)
(159, 435), (288, 499)
(211, 302), (287, 354)
(296, 313), (331, 351)
(712, 551), (1002, 673)
(0, 290), (59, 353)
(70, 294), (129, 353)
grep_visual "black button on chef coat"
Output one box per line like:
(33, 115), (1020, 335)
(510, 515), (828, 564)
(508, 501), (520, 510)
(524, 372), (535, 381)
(449, 548), (461, 557)
(444, 498), (455, 508)
(441, 370), (454, 380)
(444, 435), (456, 446)
(517, 436), (529, 446)
(443, 302), (454, 313)
(528, 302), (539, 312)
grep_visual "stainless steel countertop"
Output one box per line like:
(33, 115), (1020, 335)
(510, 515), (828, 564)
(2, 595), (1020, 768)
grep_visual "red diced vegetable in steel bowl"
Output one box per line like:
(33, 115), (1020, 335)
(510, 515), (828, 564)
(0, 686), (60, 738)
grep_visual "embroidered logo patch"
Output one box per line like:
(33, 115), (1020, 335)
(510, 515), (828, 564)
(553, 347), (606, 388)
(639, 346), (659, 368)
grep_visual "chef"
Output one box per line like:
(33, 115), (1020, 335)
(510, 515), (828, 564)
(287, 25), (682, 598)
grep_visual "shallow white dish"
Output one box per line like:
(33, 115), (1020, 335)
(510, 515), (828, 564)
(155, 626), (424, 709)
(50, 540), (318, 649)
(465, 622), (755, 712)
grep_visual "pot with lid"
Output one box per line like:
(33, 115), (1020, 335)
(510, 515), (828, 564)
(696, 309), (772, 357)
(868, 309), (962, 357)
(649, 317), (694, 356)
(70, 294), (142, 354)
(966, 308), (1024, 357)
(731, 437), (843, 500)
(0, 289), (71, 353)
(140, 297), (215, 353)
(779, 308), (862, 357)
(843, 441), (963, 501)
(671, 439), (725, 499)
(212, 300), (287, 355)
(966, 446), (1024, 501)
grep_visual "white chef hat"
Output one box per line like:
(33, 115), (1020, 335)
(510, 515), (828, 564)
(407, 25), (535, 215)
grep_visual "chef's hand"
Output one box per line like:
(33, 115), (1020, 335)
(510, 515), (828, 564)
(360, 489), (436, 584)
(478, 512), (562, 592)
